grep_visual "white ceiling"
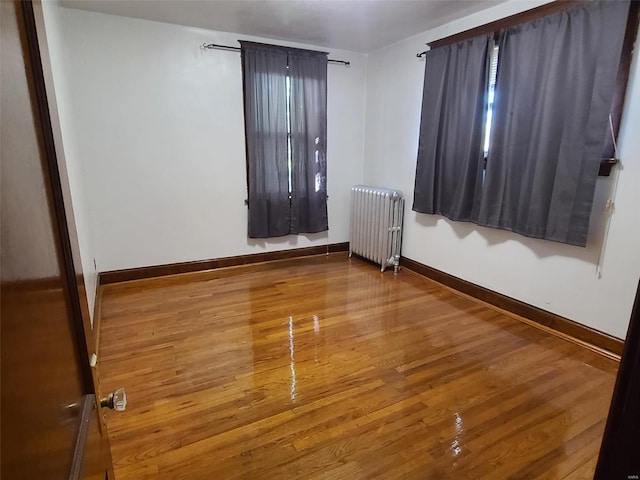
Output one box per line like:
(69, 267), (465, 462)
(58, 0), (507, 53)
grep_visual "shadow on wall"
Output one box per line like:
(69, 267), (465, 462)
(246, 231), (329, 249)
(411, 171), (618, 266)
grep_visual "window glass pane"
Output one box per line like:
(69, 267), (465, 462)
(286, 74), (292, 195)
(483, 45), (500, 156)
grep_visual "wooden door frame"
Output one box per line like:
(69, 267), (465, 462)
(19, 0), (95, 392)
(595, 280), (640, 479)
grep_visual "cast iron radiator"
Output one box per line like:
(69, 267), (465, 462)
(349, 185), (404, 273)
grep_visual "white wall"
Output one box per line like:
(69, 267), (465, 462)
(364, 0), (640, 339)
(43, 6), (367, 273)
(39, 1), (99, 322)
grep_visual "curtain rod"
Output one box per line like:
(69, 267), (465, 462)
(201, 43), (350, 66)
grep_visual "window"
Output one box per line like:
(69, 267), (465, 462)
(413, 1), (634, 246)
(482, 38), (628, 177)
(440, 0), (639, 178)
(240, 42), (328, 239)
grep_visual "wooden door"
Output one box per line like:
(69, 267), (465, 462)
(1, 1), (115, 478)
(595, 280), (640, 478)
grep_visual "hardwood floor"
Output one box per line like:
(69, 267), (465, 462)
(99, 253), (618, 479)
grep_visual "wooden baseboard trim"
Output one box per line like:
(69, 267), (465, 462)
(99, 242), (350, 285)
(400, 256), (624, 357)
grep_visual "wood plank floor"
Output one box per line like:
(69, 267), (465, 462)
(99, 253), (618, 479)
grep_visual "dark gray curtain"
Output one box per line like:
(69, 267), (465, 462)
(241, 42), (328, 238)
(288, 50), (328, 234)
(478, 1), (630, 246)
(241, 41), (290, 238)
(413, 35), (491, 221)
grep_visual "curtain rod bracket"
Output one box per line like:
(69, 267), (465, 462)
(202, 42), (350, 66)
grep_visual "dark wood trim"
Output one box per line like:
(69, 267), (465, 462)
(595, 280), (640, 478)
(20, 0), (94, 392)
(606, 0), (640, 157)
(427, 1), (579, 49)
(400, 256), (624, 356)
(99, 242), (350, 284)
(598, 158), (618, 177)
